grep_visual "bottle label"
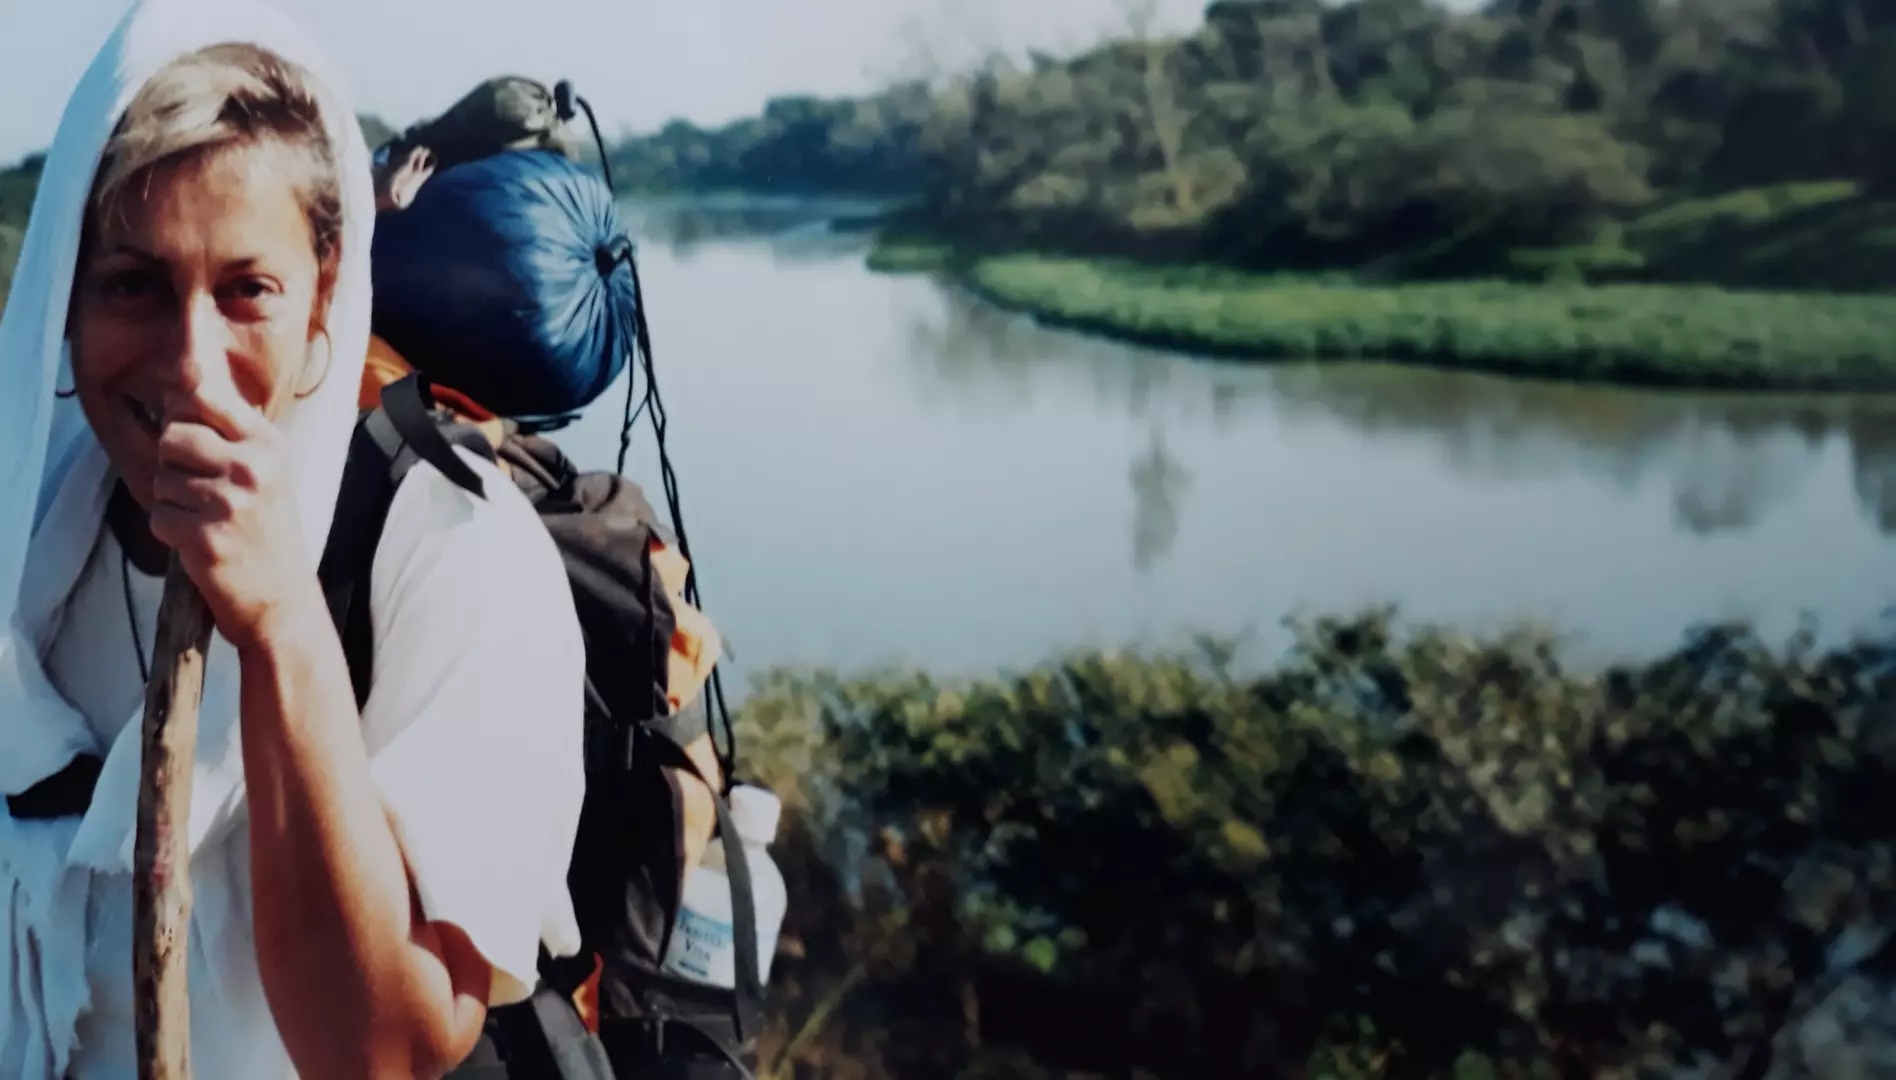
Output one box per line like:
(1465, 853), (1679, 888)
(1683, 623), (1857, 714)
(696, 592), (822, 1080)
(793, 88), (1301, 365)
(662, 906), (737, 988)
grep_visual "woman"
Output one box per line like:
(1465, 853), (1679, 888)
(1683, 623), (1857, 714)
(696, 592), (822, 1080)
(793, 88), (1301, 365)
(0, 2), (587, 1078)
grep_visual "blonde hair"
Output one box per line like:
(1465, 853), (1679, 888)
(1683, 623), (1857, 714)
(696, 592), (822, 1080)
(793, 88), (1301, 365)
(88, 42), (344, 302)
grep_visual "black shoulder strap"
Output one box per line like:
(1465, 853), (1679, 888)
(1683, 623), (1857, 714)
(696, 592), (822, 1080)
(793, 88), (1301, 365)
(383, 372), (494, 498)
(444, 984), (618, 1080)
(317, 407), (403, 707)
(318, 372), (498, 706)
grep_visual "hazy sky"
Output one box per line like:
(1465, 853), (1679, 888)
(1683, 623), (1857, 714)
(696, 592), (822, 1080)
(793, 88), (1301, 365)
(0, 0), (1214, 163)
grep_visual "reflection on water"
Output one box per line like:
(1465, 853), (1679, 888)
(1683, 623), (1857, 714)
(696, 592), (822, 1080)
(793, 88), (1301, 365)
(1257, 362), (1896, 539)
(910, 285), (1896, 541)
(1854, 420), (1896, 532)
(1129, 428), (1192, 575)
(550, 198), (1896, 689)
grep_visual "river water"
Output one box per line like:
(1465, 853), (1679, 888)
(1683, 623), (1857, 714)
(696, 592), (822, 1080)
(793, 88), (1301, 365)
(550, 197), (1896, 691)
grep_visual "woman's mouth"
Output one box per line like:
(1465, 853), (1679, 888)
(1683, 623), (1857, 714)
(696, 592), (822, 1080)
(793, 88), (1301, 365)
(128, 398), (161, 436)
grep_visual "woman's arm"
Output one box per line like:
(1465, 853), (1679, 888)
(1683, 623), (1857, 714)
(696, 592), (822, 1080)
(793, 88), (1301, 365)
(154, 372), (582, 1078)
(235, 581), (491, 1080)
(150, 382), (505, 1079)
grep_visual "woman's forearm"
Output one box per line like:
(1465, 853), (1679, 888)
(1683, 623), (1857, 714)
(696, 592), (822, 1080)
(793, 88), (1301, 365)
(235, 581), (486, 1079)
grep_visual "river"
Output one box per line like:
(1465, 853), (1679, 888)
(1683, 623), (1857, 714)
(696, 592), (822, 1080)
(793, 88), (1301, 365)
(547, 196), (1896, 693)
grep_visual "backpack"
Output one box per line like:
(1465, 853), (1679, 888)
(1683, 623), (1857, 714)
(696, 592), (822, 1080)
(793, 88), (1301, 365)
(315, 369), (767, 1080)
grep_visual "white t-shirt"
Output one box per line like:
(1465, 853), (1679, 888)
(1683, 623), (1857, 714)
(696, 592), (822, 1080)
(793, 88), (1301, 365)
(39, 450), (586, 1080)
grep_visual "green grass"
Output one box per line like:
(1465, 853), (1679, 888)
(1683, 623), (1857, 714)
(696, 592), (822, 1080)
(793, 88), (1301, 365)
(862, 235), (956, 275)
(871, 181), (1896, 390)
(874, 244), (1896, 390)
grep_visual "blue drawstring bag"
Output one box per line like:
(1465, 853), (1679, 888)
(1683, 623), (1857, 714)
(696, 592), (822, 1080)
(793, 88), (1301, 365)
(370, 149), (636, 419)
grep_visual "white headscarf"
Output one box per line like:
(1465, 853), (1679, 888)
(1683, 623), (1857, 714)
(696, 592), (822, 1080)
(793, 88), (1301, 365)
(0, 0), (373, 1071)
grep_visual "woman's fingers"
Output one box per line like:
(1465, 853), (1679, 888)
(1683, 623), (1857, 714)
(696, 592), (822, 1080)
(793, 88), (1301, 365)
(159, 409), (281, 493)
(148, 497), (209, 558)
(163, 377), (264, 445)
(149, 458), (261, 570)
(151, 466), (243, 519)
(156, 419), (229, 476)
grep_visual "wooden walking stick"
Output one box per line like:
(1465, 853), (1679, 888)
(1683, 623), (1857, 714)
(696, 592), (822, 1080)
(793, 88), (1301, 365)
(133, 557), (216, 1080)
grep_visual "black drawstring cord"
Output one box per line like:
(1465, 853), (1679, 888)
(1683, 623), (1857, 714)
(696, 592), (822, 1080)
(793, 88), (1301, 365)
(609, 247), (737, 780)
(554, 81), (617, 199)
(124, 549), (149, 686)
(575, 85), (739, 780)
(562, 75), (740, 780)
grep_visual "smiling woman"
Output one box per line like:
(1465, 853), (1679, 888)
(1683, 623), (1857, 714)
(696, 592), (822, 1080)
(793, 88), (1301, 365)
(66, 45), (345, 618)
(0, 4), (587, 1080)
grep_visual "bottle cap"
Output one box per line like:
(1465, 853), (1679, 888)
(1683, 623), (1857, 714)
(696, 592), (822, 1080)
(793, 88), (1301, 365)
(729, 785), (782, 845)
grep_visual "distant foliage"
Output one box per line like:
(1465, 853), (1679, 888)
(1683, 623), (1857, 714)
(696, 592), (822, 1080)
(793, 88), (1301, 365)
(608, 0), (1896, 280)
(0, 153), (41, 311)
(0, 224), (19, 311)
(740, 612), (1896, 1078)
(607, 89), (936, 196)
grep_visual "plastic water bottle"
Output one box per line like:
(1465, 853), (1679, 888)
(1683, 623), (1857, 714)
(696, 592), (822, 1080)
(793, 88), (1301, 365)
(660, 784), (788, 990)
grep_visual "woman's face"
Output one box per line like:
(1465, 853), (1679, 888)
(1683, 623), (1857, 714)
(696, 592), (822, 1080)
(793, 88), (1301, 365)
(67, 140), (326, 509)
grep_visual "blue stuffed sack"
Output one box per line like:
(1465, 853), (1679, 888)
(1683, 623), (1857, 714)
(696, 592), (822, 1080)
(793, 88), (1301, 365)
(370, 148), (637, 419)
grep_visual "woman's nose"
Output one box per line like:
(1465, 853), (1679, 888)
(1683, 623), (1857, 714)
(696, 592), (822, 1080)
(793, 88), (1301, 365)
(166, 293), (232, 397)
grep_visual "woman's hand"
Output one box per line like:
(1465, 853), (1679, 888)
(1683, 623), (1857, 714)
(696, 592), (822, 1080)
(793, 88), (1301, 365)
(147, 376), (317, 653)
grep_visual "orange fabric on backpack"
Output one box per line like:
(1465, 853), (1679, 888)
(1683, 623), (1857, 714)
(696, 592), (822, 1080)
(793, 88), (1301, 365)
(573, 954), (605, 1033)
(650, 540), (722, 716)
(361, 335), (499, 423)
(360, 335), (511, 457)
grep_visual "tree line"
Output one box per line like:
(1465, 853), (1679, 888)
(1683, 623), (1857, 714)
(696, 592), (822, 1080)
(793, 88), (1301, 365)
(606, 0), (1896, 279)
(10, 0), (1894, 297)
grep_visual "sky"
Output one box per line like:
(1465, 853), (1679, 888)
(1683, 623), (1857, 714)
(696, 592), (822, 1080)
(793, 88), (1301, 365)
(0, 0), (1214, 164)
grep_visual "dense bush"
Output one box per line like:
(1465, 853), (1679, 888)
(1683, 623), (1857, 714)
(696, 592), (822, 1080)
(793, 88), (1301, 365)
(739, 611), (1896, 1078)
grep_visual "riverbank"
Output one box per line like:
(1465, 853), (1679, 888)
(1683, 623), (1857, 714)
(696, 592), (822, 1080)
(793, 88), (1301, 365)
(868, 233), (1896, 392)
(741, 609), (1896, 1078)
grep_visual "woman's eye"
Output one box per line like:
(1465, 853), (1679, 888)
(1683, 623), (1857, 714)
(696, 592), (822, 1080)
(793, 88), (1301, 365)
(220, 277), (282, 316)
(97, 269), (159, 300)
